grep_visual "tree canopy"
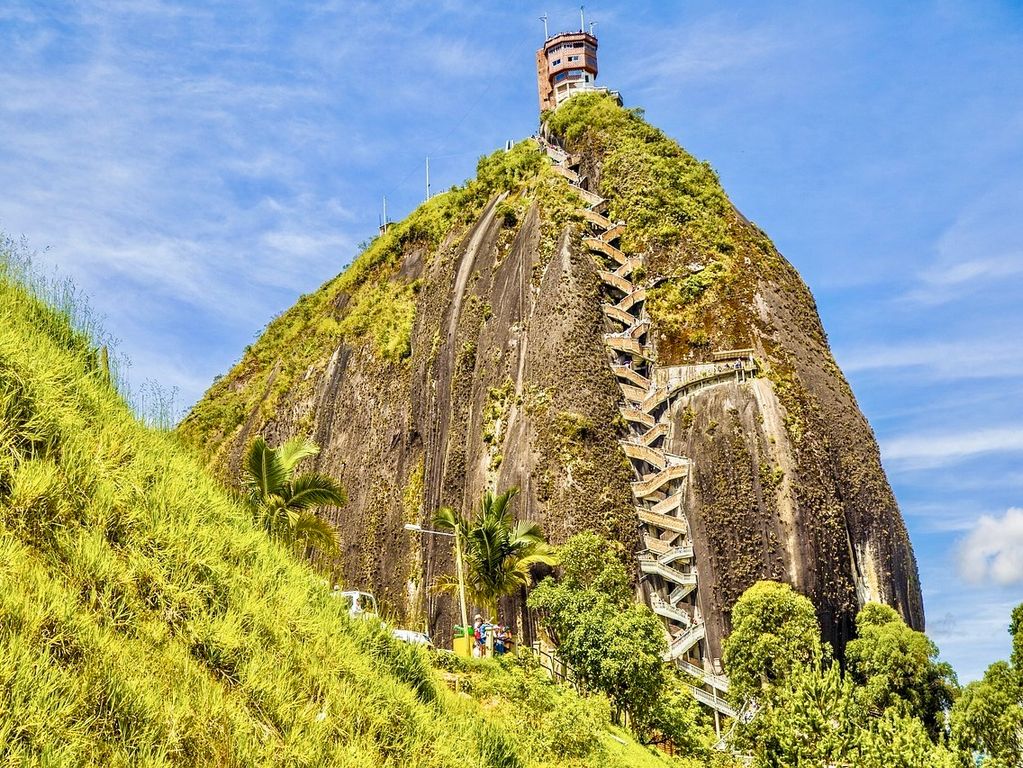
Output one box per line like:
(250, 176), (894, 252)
(528, 532), (711, 751)
(724, 581), (960, 766)
(722, 580), (824, 706)
(950, 602), (1023, 766)
(845, 602), (957, 739)
(433, 488), (555, 615)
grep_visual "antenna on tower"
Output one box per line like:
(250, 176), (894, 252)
(580, 5), (585, 33)
(589, 20), (597, 36)
(539, 12), (548, 40)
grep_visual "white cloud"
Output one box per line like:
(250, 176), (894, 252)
(958, 508), (1023, 585)
(622, 17), (789, 91)
(882, 426), (1023, 469)
(904, 183), (1023, 306)
(838, 339), (1023, 380)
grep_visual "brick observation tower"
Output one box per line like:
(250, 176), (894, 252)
(536, 16), (600, 112)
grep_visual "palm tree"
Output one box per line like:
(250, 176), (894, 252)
(434, 488), (556, 615)
(242, 436), (345, 556)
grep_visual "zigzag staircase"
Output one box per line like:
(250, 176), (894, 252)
(535, 135), (756, 722)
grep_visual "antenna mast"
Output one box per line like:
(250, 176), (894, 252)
(539, 12), (548, 39)
(382, 195), (388, 233)
(425, 156), (431, 201)
(589, 20), (597, 36)
(580, 5), (585, 33)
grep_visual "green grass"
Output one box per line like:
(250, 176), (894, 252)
(435, 654), (696, 768)
(546, 94), (734, 258)
(0, 240), (697, 766)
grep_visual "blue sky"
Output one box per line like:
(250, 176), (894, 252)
(1, 0), (1021, 681)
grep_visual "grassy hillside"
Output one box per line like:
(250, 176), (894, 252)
(0, 242), (681, 767)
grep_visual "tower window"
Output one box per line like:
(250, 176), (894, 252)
(552, 59), (561, 66)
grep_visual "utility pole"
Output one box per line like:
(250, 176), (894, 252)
(382, 195), (387, 233)
(425, 156), (431, 201)
(453, 527), (469, 634)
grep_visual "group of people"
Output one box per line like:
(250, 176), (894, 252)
(472, 614), (512, 657)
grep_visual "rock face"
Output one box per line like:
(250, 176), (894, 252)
(181, 95), (923, 660)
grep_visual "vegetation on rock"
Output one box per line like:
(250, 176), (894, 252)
(179, 139), (555, 458)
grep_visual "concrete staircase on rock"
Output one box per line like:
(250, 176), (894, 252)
(535, 135), (756, 721)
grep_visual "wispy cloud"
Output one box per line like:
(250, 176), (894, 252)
(882, 426), (1023, 469)
(838, 339), (1023, 379)
(900, 501), (982, 533)
(903, 184), (1023, 306)
(620, 15), (791, 94)
(958, 507), (1023, 585)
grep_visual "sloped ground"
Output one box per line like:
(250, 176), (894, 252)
(0, 249), (674, 767)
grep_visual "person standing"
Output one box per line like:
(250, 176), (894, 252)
(472, 614), (486, 658)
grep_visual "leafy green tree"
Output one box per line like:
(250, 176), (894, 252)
(722, 581), (825, 706)
(741, 661), (859, 765)
(950, 604), (1023, 766)
(641, 670), (711, 758)
(1012, 603), (1023, 673)
(856, 710), (959, 768)
(434, 488), (555, 615)
(845, 602), (958, 739)
(742, 661), (958, 767)
(528, 533), (710, 746)
(243, 436), (344, 555)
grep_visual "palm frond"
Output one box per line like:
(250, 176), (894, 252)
(286, 473), (346, 511)
(252, 494), (291, 539)
(511, 520), (547, 545)
(293, 512), (339, 555)
(244, 437), (288, 500)
(433, 506), (468, 537)
(276, 436), (320, 474)
(485, 487), (518, 523)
